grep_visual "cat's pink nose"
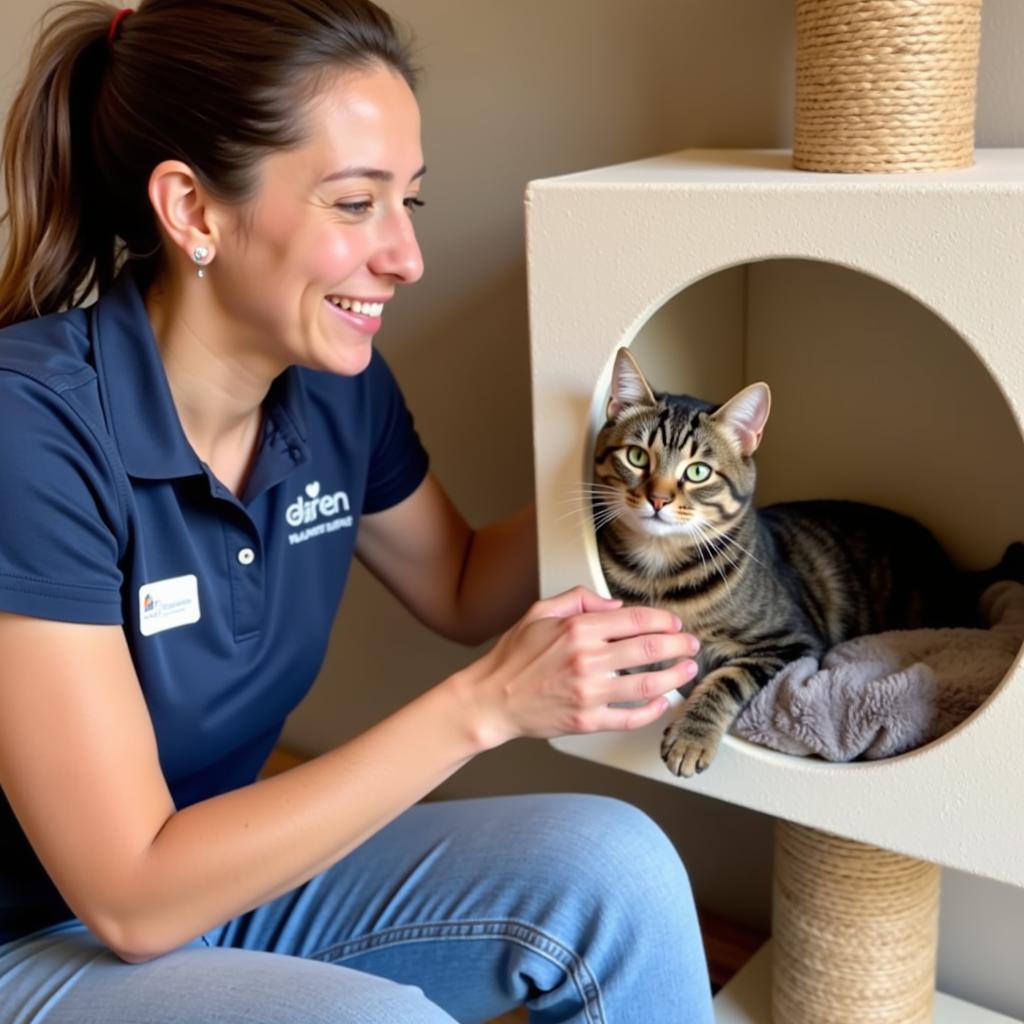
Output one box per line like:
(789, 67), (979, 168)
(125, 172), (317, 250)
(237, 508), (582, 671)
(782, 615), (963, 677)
(650, 495), (672, 511)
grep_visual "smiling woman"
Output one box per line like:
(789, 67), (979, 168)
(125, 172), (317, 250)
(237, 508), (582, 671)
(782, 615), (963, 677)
(0, 1), (713, 1022)
(185, 67), (426, 386)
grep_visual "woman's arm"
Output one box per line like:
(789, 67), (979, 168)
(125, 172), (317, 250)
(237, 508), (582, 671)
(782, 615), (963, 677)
(355, 474), (539, 645)
(0, 595), (695, 963)
(0, 612), (480, 962)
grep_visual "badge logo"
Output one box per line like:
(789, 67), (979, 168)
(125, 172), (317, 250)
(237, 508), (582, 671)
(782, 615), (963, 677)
(286, 480), (353, 545)
(139, 574), (201, 637)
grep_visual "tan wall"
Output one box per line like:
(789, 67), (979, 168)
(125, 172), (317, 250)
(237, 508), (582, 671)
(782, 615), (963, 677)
(2, 1), (1022, 1015)
(288, 3), (1024, 1015)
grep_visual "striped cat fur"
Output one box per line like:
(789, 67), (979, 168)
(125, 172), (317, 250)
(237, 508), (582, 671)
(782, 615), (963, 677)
(593, 347), (1021, 777)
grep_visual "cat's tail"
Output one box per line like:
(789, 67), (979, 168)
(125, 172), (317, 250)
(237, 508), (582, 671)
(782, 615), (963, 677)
(975, 541), (1024, 587)
(961, 541), (1024, 622)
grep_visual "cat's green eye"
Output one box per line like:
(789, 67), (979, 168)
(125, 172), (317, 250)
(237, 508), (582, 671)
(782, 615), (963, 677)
(625, 446), (649, 469)
(684, 462), (712, 484)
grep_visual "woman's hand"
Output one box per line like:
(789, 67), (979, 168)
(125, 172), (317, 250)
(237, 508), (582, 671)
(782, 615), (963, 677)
(457, 587), (700, 748)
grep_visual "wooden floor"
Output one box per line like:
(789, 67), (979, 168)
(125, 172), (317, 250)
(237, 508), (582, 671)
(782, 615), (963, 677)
(262, 749), (768, 1020)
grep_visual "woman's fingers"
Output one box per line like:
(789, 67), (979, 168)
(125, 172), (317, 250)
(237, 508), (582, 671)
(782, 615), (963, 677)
(605, 659), (698, 705)
(529, 586), (622, 622)
(552, 660), (692, 733)
(577, 671), (684, 733)
(528, 589), (692, 650)
(598, 697), (674, 733)
(555, 604), (688, 647)
(479, 588), (704, 742)
(602, 631), (700, 677)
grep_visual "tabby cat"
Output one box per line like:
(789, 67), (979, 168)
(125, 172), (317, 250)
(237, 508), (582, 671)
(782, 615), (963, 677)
(593, 347), (1017, 778)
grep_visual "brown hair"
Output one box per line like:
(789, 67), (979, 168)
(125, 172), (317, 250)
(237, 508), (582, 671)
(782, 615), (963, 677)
(0, 0), (417, 327)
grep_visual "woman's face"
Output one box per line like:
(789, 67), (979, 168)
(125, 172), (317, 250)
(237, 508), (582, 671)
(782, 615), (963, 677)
(212, 66), (425, 379)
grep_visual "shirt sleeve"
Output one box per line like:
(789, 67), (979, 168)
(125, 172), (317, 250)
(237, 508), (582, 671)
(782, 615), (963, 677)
(0, 372), (125, 624)
(361, 351), (430, 514)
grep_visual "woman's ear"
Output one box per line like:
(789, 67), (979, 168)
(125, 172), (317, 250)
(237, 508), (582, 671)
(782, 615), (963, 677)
(147, 159), (218, 267)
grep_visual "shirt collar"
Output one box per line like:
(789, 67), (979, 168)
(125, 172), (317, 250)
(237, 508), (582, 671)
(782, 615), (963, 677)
(92, 266), (308, 480)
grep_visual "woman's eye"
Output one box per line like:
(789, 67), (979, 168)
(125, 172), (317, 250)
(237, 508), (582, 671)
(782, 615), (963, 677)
(625, 446), (649, 469)
(334, 198), (424, 216)
(684, 462), (712, 483)
(335, 201), (373, 215)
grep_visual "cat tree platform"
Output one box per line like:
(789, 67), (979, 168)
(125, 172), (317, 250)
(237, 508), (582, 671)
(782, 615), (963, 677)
(525, 149), (1024, 1020)
(713, 944), (1019, 1024)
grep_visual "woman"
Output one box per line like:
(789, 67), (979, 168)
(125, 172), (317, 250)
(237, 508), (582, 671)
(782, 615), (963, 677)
(0, 2), (714, 1021)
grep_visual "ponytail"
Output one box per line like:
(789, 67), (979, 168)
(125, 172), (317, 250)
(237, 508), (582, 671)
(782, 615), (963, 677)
(0, 2), (120, 327)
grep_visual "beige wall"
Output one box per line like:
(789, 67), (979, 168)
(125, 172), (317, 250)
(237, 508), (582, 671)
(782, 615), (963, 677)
(2, 0), (1021, 1015)
(288, 3), (1024, 1015)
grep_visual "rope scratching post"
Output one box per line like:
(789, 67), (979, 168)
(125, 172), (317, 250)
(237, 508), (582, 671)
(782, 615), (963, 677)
(772, 821), (941, 1024)
(794, 0), (983, 172)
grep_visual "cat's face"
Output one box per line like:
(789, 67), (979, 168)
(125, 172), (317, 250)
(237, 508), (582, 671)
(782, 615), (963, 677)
(593, 349), (771, 542)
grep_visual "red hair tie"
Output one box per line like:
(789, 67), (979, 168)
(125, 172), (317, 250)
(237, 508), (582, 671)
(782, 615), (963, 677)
(107, 7), (133, 43)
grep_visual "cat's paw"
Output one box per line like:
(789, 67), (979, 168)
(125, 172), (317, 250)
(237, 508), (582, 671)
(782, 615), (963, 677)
(660, 721), (720, 777)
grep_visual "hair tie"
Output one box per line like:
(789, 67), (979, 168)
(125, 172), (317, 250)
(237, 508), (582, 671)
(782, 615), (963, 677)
(107, 7), (133, 43)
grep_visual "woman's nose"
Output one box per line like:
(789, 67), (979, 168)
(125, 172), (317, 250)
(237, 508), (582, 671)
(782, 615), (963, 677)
(371, 209), (424, 284)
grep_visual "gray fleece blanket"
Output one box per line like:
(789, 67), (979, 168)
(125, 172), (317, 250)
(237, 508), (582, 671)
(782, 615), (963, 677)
(731, 582), (1024, 761)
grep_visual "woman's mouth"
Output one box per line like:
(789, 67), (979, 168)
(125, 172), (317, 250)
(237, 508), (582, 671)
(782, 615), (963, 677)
(325, 295), (385, 335)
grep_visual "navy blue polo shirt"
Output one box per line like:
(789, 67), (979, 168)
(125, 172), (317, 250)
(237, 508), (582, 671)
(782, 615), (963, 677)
(0, 268), (429, 942)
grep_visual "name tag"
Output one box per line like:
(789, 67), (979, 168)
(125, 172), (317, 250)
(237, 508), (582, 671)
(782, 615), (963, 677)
(139, 575), (201, 637)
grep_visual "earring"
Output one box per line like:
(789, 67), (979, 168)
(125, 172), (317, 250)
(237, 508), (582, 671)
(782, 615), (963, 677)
(193, 246), (211, 279)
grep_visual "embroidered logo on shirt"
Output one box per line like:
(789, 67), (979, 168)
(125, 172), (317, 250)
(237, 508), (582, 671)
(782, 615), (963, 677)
(139, 574), (201, 636)
(286, 480), (353, 545)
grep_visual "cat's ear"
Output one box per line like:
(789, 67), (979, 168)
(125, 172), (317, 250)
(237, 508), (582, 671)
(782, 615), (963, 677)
(712, 382), (771, 457)
(607, 348), (656, 421)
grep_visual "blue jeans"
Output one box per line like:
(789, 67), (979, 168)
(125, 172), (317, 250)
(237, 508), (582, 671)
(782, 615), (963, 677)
(0, 794), (713, 1023)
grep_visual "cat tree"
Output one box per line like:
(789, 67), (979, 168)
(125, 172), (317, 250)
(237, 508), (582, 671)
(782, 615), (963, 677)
(526, 148), (1024, 1022)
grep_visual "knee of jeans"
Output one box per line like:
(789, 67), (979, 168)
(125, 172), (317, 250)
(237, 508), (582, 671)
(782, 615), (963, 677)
(337, 977), (457, 1024)
(153, 949), (457, 1024)
(282, 973), (455, 1024)
(543, 794), (697, 918)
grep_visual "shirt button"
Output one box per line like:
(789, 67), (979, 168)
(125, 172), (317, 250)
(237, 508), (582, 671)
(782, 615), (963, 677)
(237, 548), (256, 566)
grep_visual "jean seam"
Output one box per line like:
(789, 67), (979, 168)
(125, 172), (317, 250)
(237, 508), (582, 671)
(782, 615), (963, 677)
(308, 917), (606, 1024)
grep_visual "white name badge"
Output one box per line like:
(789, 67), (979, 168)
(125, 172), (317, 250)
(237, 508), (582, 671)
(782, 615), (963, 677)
(138, 574), (201, 637)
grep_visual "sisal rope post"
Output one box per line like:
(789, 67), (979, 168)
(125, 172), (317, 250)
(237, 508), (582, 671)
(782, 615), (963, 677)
(793, 0), (983, 173)
(772, 821), (941, 1024)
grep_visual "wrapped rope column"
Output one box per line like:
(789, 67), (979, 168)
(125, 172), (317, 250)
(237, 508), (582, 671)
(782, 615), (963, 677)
(793, 0), (983, 172)
(772, 821), (941, 1024)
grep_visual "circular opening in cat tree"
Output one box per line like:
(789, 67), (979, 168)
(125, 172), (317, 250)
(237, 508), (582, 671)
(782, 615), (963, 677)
(584, 257), (1024, 765)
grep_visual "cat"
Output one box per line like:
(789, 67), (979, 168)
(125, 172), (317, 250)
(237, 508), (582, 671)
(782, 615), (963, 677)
(593, 346), (1021, 778)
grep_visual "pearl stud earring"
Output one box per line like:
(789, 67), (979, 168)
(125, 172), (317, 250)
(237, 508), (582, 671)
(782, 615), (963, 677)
(193, 246), (211, 278)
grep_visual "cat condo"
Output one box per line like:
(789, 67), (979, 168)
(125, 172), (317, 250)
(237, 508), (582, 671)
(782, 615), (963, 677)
(525, 149), (1024, 1023)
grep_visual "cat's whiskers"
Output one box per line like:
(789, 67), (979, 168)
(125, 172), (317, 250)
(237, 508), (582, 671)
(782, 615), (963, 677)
(560, 485), (623, 507)
(559, 500), (619, 526)
(693, 522), (737, 604)
(591, 506), (627, 531)
(558, 483), (624, 519)
(565, 480), (622, 494)
(557, 496), (602, 514)
(561, 488), (620, 497)
(702, 521), (767, 569)
(562, 492), (622, 503)
(689, 522), (712, 590)
(585, 495), (628, 531)
(697, 523), (743, 572)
